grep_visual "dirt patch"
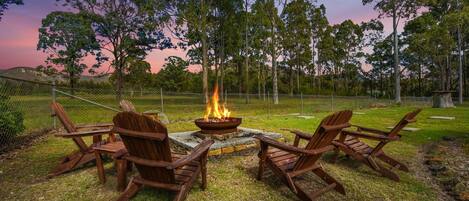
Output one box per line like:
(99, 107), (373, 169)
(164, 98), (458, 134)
(422, 137), (469, 201)
(0, 128), (53, 161)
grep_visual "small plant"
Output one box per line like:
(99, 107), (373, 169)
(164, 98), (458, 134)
(0, 92), (25, 144)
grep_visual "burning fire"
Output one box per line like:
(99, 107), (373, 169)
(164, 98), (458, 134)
(204, 85), (231, 121)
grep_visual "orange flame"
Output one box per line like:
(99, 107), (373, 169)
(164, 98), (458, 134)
(204, 85), (231, 121)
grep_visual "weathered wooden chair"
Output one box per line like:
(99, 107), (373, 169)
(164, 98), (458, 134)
(50, 102), (117, 177)
(119, 100), (137, 112)
(112, 112), (214, 201)
(255, 110), (352, 201)
(332, 109), (421, 181)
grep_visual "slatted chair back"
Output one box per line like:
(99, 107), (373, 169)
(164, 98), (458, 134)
(113, 112), (175, 184)
(293, 110), (352, 171)
(387, 109), (421, 138)
(50, 102), (88, 152)
(119, 100), (137, 112)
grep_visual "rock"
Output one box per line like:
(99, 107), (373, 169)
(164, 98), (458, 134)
(425, 157), (444, 166)
(429, 164), (446, 172)
(454, 182), (468, 194)
(442, 136), (456, 141)
(437, 176), (457, 187)
(369, 103), (387, 108)
(459, 192), (469, 201)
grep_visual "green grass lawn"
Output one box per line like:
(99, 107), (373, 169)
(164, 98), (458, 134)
(0, 95), (467, 201)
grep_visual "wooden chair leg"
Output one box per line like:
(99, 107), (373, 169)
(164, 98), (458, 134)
(257, 144), (268, 181)
(200, 152), (208, 190)
(312, 167), (346, 195)
(95, 151), (106, 184)
(376, 163), (400, 182)
(330, 147), (341, 163)
(48, 151), (89, 177)
(173, 186), (189, 201)
(116, 178), (142, 201)
(126, 161), (133, 172)
(116, 159), (128, 191)
(295, 182), (338, 201)
(377, 153), (409, 172)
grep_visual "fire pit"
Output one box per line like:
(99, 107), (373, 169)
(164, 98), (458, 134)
(194, 85), (242, 139)
(194, 117), (242, 134)
(168, 84), (283, 156)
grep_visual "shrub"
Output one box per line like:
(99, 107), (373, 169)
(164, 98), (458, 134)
(0, 93), (25, 144)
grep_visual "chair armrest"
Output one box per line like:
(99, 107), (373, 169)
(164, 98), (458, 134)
(113, 148), (128, 159)
(122, 140), (214, 169)
(55, 129), (111, 138)
(76, 123), (113, 129)
(282, 128), (313, 140)
(168, 139), (214, 169)
(342, 130), (398, 141)
(254, 135), (317, 155)
(405, 118), (417, 123)
(281, 128), (313, 147)
(351, 125), (389, 135)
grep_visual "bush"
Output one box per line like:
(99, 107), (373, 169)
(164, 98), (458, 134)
(0, 93), (25, 144)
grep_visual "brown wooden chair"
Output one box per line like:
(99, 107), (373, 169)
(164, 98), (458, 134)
(50, 102), (118, 177)
(119, 100), (137, 112)
(112, 112), (214, 201)
(255, 110), (352, 201)
(332, 109), (421, 181)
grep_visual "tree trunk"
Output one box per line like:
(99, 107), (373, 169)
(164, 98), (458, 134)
(271, 26), (279, 104)
(220, 47), (225, 101)
(393, 5), (401, 103)
(289, 64), (294, 96)
(418, 63), (422, 96)
(238, 60), (242, 97)
(116, 63), (124, 101)
(457, 20), (463, 104)
(69, 71), (75, 96)
(257, 62), (261, 99)
(201, 0), (209, 104)
(244, 0), (249, 104)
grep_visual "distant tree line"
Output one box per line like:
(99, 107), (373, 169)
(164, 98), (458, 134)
(2, 0), (466, 103)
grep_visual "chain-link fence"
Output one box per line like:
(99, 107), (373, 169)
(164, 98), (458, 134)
(0, 75), (54, 150)
(0, 74), (434, 151)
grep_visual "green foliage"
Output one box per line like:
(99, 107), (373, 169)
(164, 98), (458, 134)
(58, 0), (173, 100)
(0, 92), (24, 143)
(0, 0), (22, 20)
(38, 11), (103, 93)
(155, 56), (191, 92)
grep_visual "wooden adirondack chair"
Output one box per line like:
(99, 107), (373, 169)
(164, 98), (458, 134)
(112, 112), (214, 201)
(119, 100), (137, 112)
(332, 109), (421, 181)
(50, 102), (117, 177)
(255, 110), (352, 201)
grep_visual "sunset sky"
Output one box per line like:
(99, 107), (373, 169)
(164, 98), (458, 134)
(0, 0), (399, 73)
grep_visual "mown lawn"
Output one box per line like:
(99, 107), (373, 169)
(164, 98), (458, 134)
(0, 96), (467, 201)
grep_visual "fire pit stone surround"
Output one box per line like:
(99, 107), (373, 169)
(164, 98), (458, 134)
(169, 127), (284, 156)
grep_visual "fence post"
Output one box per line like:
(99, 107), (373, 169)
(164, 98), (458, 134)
(160, 88), (164, 113)
(267, 91), (271, 118)
(225, 90), (228, 103)
(300, 92), (304, 115)
(331, 92), (334, 112)
(52, 80), (56, 129)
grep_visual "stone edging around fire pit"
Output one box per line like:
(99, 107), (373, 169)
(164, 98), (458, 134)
(169, 127), (285, 156)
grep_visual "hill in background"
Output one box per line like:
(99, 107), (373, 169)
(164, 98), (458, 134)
(0, 67), (110, 83)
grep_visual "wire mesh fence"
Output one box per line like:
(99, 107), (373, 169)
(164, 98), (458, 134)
(0, 76), (54, 149)
(0, 74), (434, 150)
